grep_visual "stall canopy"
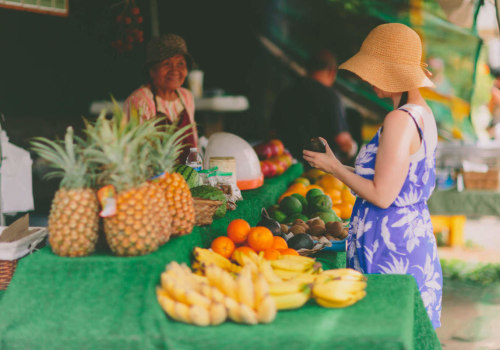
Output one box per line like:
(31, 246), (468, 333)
(261, 0), (485, 141)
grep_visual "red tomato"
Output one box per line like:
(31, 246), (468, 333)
(254, 143), (273, 159)
(260, 160), (270, 177)
(269, 139), (285, 156)
(265, 160), (277, 177)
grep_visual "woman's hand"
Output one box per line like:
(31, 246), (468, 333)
(302, 137), (342, 174)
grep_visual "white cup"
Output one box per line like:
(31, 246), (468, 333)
(187, 70), (204, 98)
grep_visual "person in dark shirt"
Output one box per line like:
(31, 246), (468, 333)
(270, 49), (357, 164)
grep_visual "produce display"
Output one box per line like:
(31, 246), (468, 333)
(31, 108), (195, 257)
(254, 139), (293, 178)
(156, 248), (367, 326)
(190, 185), (227, 219)
(272, 169), (356, 222)
(209, 218), (299, 261)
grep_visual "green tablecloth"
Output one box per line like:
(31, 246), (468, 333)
(428, 189), (500, 216)
(0, 163), (439, 349)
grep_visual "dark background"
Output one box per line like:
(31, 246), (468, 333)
(0, 0), (381, 218)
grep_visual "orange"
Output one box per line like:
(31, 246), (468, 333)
(263, 248), (281, 260)
(247, 226), (274, 252)
(272, 236), (288, 250)
(227, 219), (251, 244)
(287, 183), (307, 197)
(317, 174), (344, 191)
(304, 169), (325, 182)
(324, 188), (342, 205)
(279, 248), (299, 256)
(334, 203), (354, 220)
(341, 188), (356, 205)
(231, 246), (256, 260)
(332, 206), (342, 217)
(211, 236), (235, 259)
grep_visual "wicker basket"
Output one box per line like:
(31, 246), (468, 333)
(0, 260), (18, 290)
(463, 169), (500, 190)
(193, 197), (223, 226)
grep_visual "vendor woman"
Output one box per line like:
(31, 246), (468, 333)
(303, 23), (442, 328)
(124, 33), (198, 162)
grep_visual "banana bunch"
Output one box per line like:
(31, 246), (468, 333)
(156, 261), (227, 326)
(268, 280), (311, 310)
(204, 264), (277, 324)
(192, 247), (241, 274)
(312, 268), (367, 308)
(271, 254), (320, 283)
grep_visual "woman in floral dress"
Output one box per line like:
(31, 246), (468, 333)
(303, 23), (442, 328)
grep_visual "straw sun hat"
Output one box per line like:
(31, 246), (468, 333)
(339, 23), (435, 92)
(146, 34), (195, 69)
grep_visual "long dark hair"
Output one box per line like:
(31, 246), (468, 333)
(397, 91), (408, 108)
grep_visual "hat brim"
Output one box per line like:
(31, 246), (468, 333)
(145, 53), (196, 71)
(339, 51), (435, 92)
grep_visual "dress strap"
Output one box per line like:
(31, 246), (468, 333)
(398, 107), (423, 142)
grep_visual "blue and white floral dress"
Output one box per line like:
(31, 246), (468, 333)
(347, 104), (442, 328)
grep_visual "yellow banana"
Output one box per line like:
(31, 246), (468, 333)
(194, 247), (241, 272)
(253, 273), (270, 305)
(269, 281), (308, 296)
(189, 304), (211, 326)
(313, 280), (367, 302)
(219, 269), (238, 300)
(271, 258), (314, 272)
(224, 296), (242, 323)
(163, 275), (212, 309)
(272, 290), (310, 310)
(320, 268), (365, 281)
(174, 301), (192, 324)
(315, 291), (366, 308)
(272, 268), (306, 280)
(259, 260), (283, 284)
(277, 254), (316, 265)
(238, 303), (258, 325)
(209, 302), (227, 325)
(256, 294), (277, 323)
(237, 267), (255, 309)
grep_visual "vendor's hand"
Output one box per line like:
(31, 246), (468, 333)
(303, 137), (341, 173)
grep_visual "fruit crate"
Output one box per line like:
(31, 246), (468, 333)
(463, 169), (500, 190)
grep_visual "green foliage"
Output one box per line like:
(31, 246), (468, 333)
(441, 259), (500, 286)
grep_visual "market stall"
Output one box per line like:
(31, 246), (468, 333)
(0, 163), (439, 350)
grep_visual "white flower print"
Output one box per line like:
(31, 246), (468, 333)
(378, 253), (409, 274)
(422, 170), (429, 185)
(408, 161), (418, 184)
(364, 240), (379, 264)
(415, 254), (442, 309)
(394, 186), (421, 207)
(392, 208), (419, 227)
(380, 216), (397, 252)
(355, 143), (377, 176)
(403, 218), (426, 253)
(350, 208), (373, 249)
(347, 239), (362, 272)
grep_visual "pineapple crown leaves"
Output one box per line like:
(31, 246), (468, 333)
(83, 106), (162, 191)
(30, 126), (95, 189)
(150, 123), (193, 174)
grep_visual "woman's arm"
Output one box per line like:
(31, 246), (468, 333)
(303, 110), (418, 208)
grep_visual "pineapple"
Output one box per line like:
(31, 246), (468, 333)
(84, 109), (167, 256)
(150, 124), (195, 236)
(31, 127), (99, 257)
